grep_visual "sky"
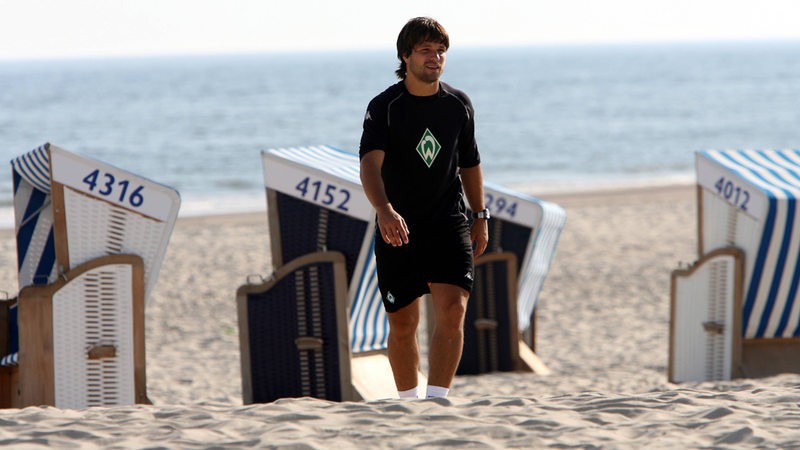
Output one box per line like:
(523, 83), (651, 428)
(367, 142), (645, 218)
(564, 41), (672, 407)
(0, 0), (799, 60)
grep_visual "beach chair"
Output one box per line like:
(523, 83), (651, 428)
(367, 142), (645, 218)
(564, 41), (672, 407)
(669, 149), (800, 382)
(425, 182), (564, 375)
(1, 143), (180, 408)
(238, 145), (403, 402)
(237, 251), (356, 403)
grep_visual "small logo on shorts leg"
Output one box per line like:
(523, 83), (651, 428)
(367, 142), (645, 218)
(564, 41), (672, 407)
(465, 271), (473, 281)
(386, 292), (396, 303)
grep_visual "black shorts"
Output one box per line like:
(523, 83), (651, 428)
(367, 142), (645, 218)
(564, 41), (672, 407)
(374, 220), (474, 313)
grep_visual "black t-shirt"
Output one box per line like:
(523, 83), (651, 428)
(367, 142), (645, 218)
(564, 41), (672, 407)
(359, 81), (481, 229)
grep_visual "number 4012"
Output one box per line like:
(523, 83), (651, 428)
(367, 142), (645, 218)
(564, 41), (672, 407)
(714, 176), (750, 211)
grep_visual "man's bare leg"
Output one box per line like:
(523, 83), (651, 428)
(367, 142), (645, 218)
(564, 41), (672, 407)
(427, 283), (469, 390)
(386, 298), (421, 391)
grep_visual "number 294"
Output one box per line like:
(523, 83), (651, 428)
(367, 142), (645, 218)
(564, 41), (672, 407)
(485, 193), (517, 218)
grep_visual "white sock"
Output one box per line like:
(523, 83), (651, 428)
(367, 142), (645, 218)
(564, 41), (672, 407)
(426, 385), (449, 399)
(398, 386), (419, 399)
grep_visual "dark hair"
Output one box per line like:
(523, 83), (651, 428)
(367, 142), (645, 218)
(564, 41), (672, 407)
(395, 17), (450, 79)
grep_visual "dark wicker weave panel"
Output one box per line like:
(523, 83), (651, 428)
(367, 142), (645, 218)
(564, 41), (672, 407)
(458, 258), (516, 375)
(276, 194), (321, 264)
(246, 260), (343, 403)
(487, 219), (531, 280)
(276, 193), (367, 282)
(324, 208), (368, 281)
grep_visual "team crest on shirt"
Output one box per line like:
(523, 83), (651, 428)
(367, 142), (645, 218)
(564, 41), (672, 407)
(416, 128), (441, 168)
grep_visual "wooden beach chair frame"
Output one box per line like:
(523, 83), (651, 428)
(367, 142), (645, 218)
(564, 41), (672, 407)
(1, 254), (148, 408)
(237, 251), (359, 403)
(4, 143), (180, 408)
(669, 247), (745, 382)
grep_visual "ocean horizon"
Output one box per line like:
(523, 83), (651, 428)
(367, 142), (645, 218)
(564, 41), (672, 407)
(2, 40), (799, 228)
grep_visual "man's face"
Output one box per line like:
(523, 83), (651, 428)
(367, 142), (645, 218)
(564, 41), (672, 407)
(403, 40), (447, 84)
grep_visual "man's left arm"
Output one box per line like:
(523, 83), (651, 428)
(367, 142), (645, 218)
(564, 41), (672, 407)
(460, 165), (488, 258)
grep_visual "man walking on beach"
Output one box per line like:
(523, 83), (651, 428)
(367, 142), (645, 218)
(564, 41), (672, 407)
(359, 17), (489, 399)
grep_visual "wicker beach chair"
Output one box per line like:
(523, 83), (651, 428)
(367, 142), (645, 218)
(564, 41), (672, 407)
(237, 145), (401, 402)
(1, 143), (179, 408)
(424, 183), (563, 375)
(237, 251), (356, 403)
(670, 149), (800, 382)
(482, 182), (565, 356)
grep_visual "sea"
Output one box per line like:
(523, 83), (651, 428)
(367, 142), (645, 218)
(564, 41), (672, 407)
(2, 40), (799, 228)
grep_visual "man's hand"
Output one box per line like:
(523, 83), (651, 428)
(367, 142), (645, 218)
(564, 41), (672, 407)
(360, 151), (409, 247)
(471, 218), (488, 258)
(376, 205), (410, 247)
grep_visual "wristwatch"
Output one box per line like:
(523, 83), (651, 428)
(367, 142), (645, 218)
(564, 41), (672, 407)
(472, 208), (491, 220)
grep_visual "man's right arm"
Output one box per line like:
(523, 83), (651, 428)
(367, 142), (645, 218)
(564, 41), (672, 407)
(360, 150), (409, 246)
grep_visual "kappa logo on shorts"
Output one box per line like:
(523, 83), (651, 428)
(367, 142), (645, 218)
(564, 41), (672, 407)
(416, 128), (441, 168)
(386, 291), (396, 303)
(465, 271), (473, 281)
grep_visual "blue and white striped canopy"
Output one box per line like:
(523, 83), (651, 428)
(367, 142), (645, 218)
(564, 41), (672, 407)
(698, 149), (800, 338)
(11, 144), (56, 288)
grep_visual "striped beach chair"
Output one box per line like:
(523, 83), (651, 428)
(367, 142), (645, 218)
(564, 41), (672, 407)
(2, 143), (180, 408)
(238, 145), (401, 402)
(426, 182), (564, 376)
(670, 149), (800, 382)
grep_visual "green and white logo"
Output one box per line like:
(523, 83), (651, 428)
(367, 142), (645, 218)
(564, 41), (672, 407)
(416, 128), (441, 168)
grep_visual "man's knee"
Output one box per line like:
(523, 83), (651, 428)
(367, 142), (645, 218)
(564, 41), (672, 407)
(436, 299), (466, 330)
(388, 305), (420, 338)
(431, 289), (468, 331)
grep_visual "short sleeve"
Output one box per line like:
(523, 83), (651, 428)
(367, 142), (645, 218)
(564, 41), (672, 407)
(457, 94), (480, 168)
(359, 97), (388, 160)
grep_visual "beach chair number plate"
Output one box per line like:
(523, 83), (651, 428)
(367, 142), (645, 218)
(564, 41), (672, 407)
(712, 176), (751, 212)
(82, 170), (145, 207)
(295, 176), (351, 212)
(479, 185), (541, 226)
(50, 148), (177, 222)
(697, 156), (765, 220)
(485, 193), (518, 219)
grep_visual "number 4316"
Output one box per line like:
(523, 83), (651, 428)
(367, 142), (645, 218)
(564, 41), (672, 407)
(82, 169), (145, 207)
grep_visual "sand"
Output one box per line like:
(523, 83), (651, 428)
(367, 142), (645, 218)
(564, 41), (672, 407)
(2, 183), (800, 449)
